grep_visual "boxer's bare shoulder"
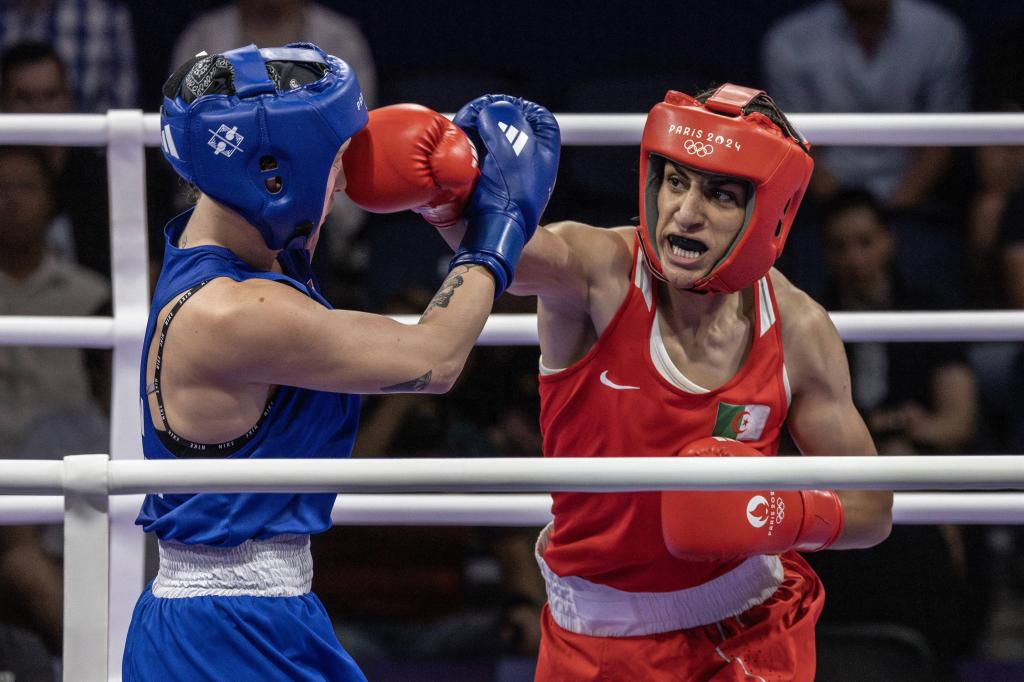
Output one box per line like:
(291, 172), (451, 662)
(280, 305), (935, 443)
(770, 267), (845, 392)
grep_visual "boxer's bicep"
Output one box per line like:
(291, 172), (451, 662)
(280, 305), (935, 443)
(775, 273), (867, 455)
(505, 221), (591, 305)
(786, 308), (870, 457)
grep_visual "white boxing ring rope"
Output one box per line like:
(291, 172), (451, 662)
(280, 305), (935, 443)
(6, 491), (1024, 527)
(7, 309), (1024, 346)
(0, 111), (1022, 681)
(3, 111), (1024, 146)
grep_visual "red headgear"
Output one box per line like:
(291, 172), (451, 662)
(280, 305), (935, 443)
(637, 84), (813, 293)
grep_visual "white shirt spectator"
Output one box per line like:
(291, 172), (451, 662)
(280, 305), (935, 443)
(170, 2), (377, 109)
(762, 0), (970, 200)
(0, 253), (109, 458)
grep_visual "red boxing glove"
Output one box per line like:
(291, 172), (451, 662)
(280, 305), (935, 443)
(343, 103), (479, 228)
(661, 437), (844, 561)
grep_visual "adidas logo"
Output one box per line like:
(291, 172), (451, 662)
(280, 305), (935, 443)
(497, 121), (529, 156)
(161, 125), (180, 160)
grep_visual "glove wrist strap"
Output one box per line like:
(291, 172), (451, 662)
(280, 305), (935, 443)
(793, 490), (845, 552)
(448, 213), (527, 297)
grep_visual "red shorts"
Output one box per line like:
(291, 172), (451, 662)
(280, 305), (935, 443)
(535, 552), (824, 682)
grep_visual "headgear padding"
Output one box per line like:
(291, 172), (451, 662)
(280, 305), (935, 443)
(160, 42), (368, 251)
(637, 84), (813, 293)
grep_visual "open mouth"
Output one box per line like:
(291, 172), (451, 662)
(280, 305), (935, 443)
(666, 235), (708, 260)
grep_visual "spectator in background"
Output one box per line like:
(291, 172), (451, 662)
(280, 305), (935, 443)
(0, 43), (111, 278)
(0, 147), (109, 667)
(967, 20), (1024, 307)
(997, 193), (1024, 456)
(0, 0), (137, 112)
(969, 139), (1024, 307)
(762, 0), (970, 210)
(0, 310), (111, 660)
(821, 188), (976, 454)
(0, 146), (109, 460)
(0, 623), (52, 682)
(170, 0), (376, 109)
(168, 0), (378, 307)
(814, 188), (989, 675)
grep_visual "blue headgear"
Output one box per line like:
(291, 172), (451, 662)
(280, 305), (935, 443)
(159, 42), (368, 250)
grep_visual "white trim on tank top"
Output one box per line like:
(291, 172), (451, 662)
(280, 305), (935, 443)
(539, 267), (791, 405)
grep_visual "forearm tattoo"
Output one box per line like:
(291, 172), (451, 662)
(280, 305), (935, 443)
(420, 265), (473, 321)
(381, 370), (432, 393)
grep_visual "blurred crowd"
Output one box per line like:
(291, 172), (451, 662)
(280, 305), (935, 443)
(0, 1), (1023, 680)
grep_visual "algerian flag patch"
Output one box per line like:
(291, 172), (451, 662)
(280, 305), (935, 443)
(712, 402), (771, 441)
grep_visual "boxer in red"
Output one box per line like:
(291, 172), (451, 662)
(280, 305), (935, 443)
(429, 85), (894, 680)
(352, 85), (893, 680)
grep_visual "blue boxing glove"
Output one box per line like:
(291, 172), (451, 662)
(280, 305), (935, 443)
(449, 95), (560, 297)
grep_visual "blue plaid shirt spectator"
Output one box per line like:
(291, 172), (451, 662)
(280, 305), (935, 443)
(0, 0), (137, 112)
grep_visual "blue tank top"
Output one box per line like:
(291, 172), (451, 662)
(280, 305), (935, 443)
(135, 210), (360, 546)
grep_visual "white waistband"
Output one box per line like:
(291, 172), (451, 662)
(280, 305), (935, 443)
(153, 534), (313, 598)
(535, 523), (783, 637)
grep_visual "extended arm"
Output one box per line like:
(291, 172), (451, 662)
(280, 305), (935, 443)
(434, 220), (591, 306)
(781, 277), (893, 549)
(193, 263), (495, 396)
(197, 97), (561, 396)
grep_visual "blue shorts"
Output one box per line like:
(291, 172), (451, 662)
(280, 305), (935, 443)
(123, 583), (366, 681)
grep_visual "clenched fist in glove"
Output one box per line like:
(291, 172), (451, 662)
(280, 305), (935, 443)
(449, 94), (560, 297)
(661, 437), (844, 561)
(343, 103), (479, 228)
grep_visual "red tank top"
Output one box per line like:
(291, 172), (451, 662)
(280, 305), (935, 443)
(539, 235), (790, 592)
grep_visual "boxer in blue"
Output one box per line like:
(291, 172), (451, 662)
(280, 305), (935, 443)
(122, 43), (559, 680)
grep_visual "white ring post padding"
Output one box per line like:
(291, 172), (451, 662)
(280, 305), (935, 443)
(98, 456), (1024, 494)
(62, 454), (110, 682)
(106, 109), (152, 676)
(3, 112), (1024, 147)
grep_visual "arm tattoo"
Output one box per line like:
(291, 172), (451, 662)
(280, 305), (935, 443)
(420, 265), (473, 321)
(381, 370), (432, 393)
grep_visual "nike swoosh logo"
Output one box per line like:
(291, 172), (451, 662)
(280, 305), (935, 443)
(599, 370), (640, 391)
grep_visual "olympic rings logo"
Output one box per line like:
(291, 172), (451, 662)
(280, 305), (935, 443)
(684, 139), (714, 157)
(746, 494), (785, 530)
